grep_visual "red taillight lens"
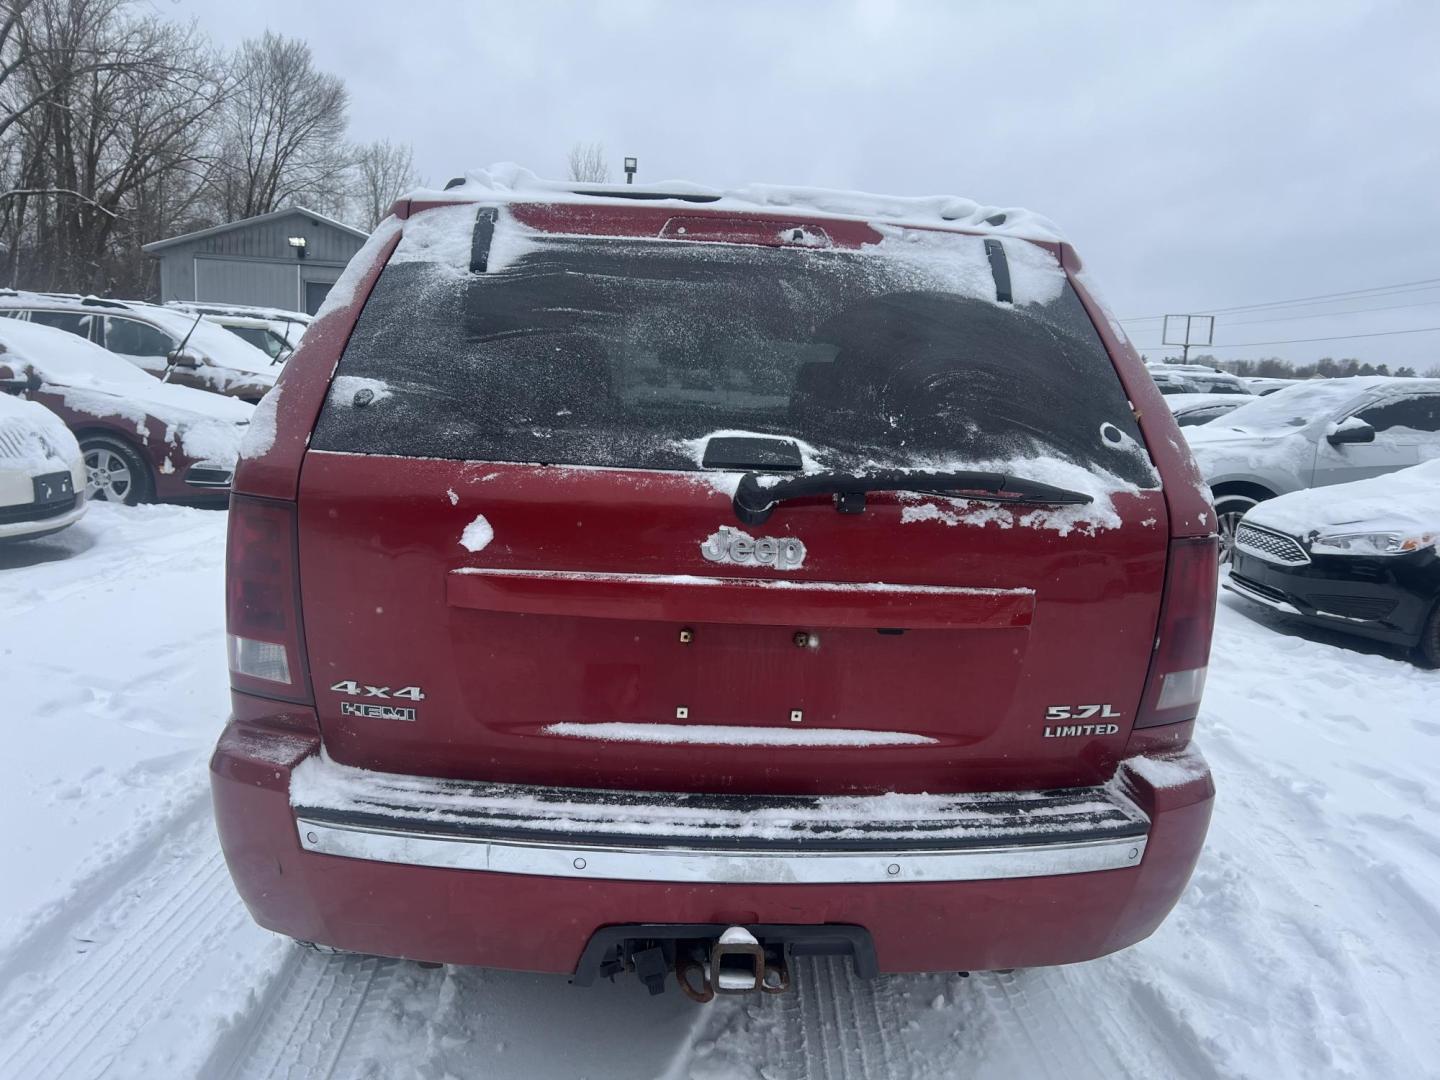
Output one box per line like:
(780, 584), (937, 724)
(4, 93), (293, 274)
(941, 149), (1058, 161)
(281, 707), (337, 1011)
(226, 495), (312, 704)
(1135, 536), (1218, 728)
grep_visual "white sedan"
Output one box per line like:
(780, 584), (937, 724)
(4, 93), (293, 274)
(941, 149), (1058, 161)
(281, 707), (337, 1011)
(0, 392), (86, 542)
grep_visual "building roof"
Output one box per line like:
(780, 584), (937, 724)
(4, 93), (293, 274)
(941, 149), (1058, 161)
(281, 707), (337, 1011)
(142, 206), (369, 253)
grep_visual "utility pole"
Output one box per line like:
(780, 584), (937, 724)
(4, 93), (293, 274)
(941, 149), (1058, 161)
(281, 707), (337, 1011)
(1163, 314), (1215, 364)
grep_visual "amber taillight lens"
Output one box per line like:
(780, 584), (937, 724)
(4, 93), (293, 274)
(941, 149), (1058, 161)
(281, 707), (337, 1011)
(1134, 536), (1218, 728)
(226, 495), (312, 704)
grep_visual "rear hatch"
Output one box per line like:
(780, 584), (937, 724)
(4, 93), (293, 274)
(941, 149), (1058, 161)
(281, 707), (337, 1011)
(296, 204), (1167, 796)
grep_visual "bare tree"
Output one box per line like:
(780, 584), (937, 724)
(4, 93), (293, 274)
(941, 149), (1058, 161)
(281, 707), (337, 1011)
(209, 31), (349, 220)
(352, 137), (416, 229)
(3, 0), (224, 293)
(566, 140), (609, 183)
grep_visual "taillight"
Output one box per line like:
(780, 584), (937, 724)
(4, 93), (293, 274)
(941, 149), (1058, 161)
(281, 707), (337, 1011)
(1135, 536), (1218, 728)
(226, 495), (312, 703)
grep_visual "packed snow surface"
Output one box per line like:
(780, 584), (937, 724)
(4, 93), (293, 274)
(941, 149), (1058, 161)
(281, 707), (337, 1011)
(1245, 458), (1440, 542)
(2, 505), (1439, 1078)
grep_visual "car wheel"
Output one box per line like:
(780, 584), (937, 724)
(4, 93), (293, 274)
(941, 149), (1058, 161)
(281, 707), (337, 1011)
(1417, 603), (1440, 669)
(1213, 494), (1259, 565)
(80, 435), (154, 506)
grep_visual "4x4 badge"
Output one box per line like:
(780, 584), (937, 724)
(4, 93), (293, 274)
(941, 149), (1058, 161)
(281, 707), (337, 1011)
(700, 526), (806, 570)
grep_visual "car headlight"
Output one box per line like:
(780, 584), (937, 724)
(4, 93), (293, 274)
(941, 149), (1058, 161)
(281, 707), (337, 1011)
(1309, 531), (1438, 556)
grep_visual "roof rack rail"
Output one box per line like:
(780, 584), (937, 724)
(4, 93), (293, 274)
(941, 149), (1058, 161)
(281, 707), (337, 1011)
(574, 189), (722, 204)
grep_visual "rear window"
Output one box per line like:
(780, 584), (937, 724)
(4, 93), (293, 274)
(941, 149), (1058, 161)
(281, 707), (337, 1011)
(312, 207), (1156, 488)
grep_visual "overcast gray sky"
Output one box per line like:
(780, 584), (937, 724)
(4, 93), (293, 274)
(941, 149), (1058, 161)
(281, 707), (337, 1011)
(171, 0), (1440, 367)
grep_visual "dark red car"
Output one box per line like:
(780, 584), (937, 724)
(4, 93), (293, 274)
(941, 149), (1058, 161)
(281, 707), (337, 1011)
(212, 179), (1217, 997)
(0, 318), (250, 504)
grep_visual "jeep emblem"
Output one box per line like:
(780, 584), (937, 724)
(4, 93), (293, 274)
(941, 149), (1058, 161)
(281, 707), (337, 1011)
(700, 525), (806, 570)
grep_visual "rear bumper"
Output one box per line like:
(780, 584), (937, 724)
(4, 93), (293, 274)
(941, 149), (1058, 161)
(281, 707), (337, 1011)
(211, 720), (1214, 975)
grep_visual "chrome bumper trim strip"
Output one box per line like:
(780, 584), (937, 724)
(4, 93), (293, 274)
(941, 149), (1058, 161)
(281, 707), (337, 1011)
(294, 818), (1147, 884)
(1223, 575), (1302, 616)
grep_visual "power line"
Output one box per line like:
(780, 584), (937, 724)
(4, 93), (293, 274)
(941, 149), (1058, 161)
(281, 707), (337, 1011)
(1221, 296), (1440, 328)
(1118, 276), (1440, 322)
(1133, 325), (1440, 350)
(1122, 283), (1440, 325)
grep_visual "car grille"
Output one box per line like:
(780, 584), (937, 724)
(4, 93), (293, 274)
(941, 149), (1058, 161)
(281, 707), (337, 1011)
(1234, 522), (1310, 565)
(0, 492), (78, 524)
(0, 423), (48, 461)
(1305, 594), (1398, 622)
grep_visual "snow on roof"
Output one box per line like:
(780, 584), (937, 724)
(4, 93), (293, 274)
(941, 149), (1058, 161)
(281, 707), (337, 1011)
(408, 162), (1065, 244)
(141, 206), (367, 252)
(1165, 392), (1251, 413)
(168, 301), (312, 325)
(1246, 458), (1440, 540)
(0, 318), (253, 425)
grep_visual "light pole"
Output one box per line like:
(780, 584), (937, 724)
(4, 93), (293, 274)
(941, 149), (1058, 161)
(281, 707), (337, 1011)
(288, 237), (308, 312)
(624, 157), (637, 185)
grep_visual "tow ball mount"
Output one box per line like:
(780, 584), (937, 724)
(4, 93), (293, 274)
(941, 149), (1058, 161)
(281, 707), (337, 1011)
(572, 922), (875, 998)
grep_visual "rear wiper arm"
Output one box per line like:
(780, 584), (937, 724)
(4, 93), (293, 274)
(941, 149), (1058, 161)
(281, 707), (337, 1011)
(732, 469), (1092, 525)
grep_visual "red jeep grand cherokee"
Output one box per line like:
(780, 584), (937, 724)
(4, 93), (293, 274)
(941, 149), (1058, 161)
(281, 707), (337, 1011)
(212, 173), (1217, 997)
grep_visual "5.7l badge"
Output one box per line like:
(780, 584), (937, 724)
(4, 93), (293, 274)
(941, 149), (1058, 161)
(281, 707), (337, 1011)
(1043, 703), (1121, 738)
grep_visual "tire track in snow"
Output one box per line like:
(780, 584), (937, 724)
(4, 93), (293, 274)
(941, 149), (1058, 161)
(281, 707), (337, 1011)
(211, 952), (393, 1080)
(0, 788), (212, 992)
(0, 825), (245, 1080)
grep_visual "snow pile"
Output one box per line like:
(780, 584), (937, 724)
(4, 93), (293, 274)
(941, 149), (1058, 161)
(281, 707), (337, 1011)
(289, 752), (1137, 844)
(1245, 458), (1440, 542)
(410, 162), (1065, 244)
(388, 203), (482, 277)
(891, 453), (1152, 536)
(459, 513), (493, 552)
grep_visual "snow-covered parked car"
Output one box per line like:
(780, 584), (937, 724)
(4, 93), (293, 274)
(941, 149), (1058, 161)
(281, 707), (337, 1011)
(0, 392), (86, 542)
(213, 170), (1218, 995)
(0, 290), (277, 402)
(0, 318), (251, 505)
(167, 302), (310, 364)
(1224, 459), (1440, 665)
(1186, 376), (1440, 560)
(1242, 376), (1300, 396)
(1165, 392), (1250, 428)
(1148, 364), (1252, 396)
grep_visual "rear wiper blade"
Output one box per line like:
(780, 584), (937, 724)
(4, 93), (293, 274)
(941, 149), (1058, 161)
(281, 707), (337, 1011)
(732, 469), (1092, 525)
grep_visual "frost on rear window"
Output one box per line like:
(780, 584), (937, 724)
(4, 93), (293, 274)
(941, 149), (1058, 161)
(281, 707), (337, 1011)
(311, 206), (1156, 490)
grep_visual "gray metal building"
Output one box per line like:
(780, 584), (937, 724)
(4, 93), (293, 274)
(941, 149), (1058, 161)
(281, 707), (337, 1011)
(143, 207), (369, 315)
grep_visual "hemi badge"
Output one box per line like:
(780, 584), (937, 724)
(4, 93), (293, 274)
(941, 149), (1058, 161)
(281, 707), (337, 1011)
(340, 701), (417, 722)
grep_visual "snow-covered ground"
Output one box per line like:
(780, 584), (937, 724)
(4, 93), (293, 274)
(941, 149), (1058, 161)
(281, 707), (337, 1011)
(1, 503), (1437, 1079)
